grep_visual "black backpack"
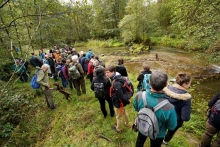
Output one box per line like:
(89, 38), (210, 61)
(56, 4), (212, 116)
(209, 100), (220, 128)
(94, 82), (105, 99)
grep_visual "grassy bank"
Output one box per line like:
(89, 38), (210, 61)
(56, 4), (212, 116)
(1, 70), (207, 147)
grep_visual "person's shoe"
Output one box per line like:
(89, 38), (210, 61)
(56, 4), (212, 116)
(112, 126), (122, 134)
(163, 140), (168, 145)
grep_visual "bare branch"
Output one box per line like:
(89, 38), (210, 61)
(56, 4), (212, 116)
(0, 0), (10, 8)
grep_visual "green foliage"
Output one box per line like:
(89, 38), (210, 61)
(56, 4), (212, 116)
(0, 123), (14, 138)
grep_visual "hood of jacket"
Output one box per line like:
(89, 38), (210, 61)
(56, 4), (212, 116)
(163, 84), (191, 100)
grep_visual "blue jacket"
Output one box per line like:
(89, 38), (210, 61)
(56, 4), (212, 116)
(133, 89), (177, 138)
(163, 84), (192, 121)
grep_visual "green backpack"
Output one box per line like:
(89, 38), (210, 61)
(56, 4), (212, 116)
(68, 63), (81, 79)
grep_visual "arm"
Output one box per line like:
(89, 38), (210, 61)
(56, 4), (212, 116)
(166, 108), (177, 131)
(208, 92), (220, 107)
(77, 63), (84, 76)
(114, 81), (130, 105)
(181, 99), (191, 121)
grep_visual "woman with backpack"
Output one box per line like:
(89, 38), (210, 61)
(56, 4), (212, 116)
(163, 72), (192, 145)
(91, 68), (114, 118)
(137, 63), (152, 91)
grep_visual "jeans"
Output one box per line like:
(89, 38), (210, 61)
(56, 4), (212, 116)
(164, 120), (184, 142)
(62, 77), (73, 89)
(136, 132), (163, 147)
(201, 121), (220, 147)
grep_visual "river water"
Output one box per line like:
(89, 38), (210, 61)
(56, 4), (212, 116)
(77, 46), (220, 100)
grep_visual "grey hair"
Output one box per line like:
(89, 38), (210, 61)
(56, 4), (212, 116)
(150, 70), (168, 91)
(41, 64), (50, 69)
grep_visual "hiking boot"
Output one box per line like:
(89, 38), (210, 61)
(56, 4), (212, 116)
(112, 126), (122, 134)
(163, 140), (168, 145)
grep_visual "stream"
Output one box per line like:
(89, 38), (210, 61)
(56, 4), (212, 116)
(77, 46), (220, 100)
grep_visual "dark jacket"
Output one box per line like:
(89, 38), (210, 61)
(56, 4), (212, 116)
(208, 92), (220, 128)
(91, 76), (111, 98)
(30, 55), (42, 67)
(48, 57), (55, 73)
(163, 84), (192, 121)
(116, 65), (128, 77)
(137, 70), (152, 90)
(110, 72), (133, 108)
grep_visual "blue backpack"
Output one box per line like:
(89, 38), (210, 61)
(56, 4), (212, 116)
(142, 74), (151, 90)
(30, 70), (40, 89)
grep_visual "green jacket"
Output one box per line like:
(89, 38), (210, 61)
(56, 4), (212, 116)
(36, 69), (49, 91)
(133, 89), (177, 138)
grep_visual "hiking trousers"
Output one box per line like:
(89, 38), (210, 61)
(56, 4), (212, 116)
(73, 77), (86, 96)
(114, 107), (129, 132)
(136, 132), (163, 147)
(201, 121), (220, 147)
(43, 88), (55, 109)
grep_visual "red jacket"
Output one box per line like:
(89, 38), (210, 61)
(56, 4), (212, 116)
(87, 61), (94, 75)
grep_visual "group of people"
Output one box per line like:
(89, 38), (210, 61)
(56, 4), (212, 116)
(14, 46), (219, 147)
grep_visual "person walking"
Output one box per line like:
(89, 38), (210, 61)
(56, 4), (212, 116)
(200, 92), (220, 147)
(91, 68), (114, 118)
(133, 70), (177, 147)
(105, 65), (132, 134)
(37, 64), (56, 109)
(115, 57), (128, 77)
(163, 72), (192, 145)
(137, 63), (152, 91)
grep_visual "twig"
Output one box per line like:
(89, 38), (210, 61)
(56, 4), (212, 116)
(90, 119), (112, 142)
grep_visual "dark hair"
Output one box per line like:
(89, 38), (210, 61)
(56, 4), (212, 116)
(150, 70), (168, 91)
(94, 56), (99, 60)
(96, 68), (105, 81)
(143, 64), (150, 71)
(105, 64), (116, 72)
(118, 57), (124, 65)
(176, 72), (191, 86)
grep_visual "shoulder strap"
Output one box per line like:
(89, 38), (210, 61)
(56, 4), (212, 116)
(142, 91), (147, 106)
(154, 99), (169, 112)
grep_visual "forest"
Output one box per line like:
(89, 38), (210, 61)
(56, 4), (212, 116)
(0, 0), (220, 147)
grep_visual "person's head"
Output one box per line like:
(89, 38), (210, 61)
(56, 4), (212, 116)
(105, 65), (116, 78)
(118, 57), (124, 65)
(41, 64), (50, 71)
(143, 63), (150, 71)
(96, 68), (105, 79)
(94, 56), (99, 60)
(91, 54), (95, 59)
(176, 72), (191, 89)
(79, 51), (84, 57)
(72, 48), (76, 52)
(45, 54), (49, 59)
(93, 59), (100, 67)
(71, 55), (78, 63)
(31, 52), (35, 56)
(150, 70), (168, 91)
(66, 59), (71, 65)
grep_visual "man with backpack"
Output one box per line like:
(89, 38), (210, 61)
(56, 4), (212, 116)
(37, 64), (56, 109)
(200, 92), (220, 147)
(133, 70), (177, 147)
(105, 65), (134, 134)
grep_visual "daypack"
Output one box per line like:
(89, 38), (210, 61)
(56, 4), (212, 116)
(68, 63), (81, 79)
(94, 82), (105, 99)
(30, 70), (40, 89)
(56, 64), (63, 77)
(209, 100), (220, 128)
(142, 74), (151, 91)
(134, 91), (169, 140)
